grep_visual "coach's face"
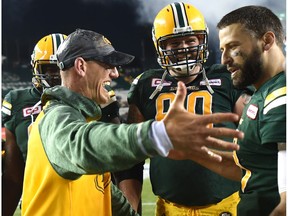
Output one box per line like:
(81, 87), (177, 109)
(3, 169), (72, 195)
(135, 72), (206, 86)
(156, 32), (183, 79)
(219, 23), (264, 89)
(84, 59), (119, 104)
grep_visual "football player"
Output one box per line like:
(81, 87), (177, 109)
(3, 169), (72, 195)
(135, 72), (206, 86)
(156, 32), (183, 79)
(192, 5), (286, 215)
(114, 2), (253, 215)
(2, 33), (67, 216)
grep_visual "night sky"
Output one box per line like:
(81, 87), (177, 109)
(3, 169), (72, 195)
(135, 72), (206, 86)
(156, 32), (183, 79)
(2, 0), (286, 70)
(2, 0), (157, 69)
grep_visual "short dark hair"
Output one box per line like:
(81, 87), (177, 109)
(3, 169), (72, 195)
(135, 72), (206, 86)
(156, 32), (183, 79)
(217, 5), (285, 47)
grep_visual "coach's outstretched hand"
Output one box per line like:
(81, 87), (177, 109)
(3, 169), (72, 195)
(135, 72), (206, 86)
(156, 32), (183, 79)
(163, 81), (243, 161)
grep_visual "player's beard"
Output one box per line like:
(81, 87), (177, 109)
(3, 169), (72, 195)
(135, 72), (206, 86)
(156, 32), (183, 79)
(232, 46), (264, 89)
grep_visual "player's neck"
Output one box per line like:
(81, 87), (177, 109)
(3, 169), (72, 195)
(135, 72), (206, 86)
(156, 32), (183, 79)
(175, 75), (198, 84)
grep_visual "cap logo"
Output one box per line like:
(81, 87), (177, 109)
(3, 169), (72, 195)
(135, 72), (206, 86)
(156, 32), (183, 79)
(102, 36), (112, 45)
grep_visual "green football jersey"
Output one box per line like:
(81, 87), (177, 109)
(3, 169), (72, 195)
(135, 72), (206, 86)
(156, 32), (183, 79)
(2, 87), (41, 160)
(235, 72), (286, 215)
(128, 64), (247, 206)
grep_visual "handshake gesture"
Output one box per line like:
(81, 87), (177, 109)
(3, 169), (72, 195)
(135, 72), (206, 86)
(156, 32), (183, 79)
(163, 81), (243, 161)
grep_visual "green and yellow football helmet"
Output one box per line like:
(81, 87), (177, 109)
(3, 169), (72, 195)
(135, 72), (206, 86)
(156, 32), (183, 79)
(152, 2), (209, 77)
(31, 33), (67, 89)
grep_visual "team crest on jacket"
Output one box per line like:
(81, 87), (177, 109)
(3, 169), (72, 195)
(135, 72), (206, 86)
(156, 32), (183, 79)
(94, 173), (111, 194)
(151, 78), (172, 87)
(246, 104), (258, 119)
(200, 79), (221, 86)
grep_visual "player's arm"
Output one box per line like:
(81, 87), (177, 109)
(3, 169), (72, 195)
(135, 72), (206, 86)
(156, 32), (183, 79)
(270, 143), (286, 216)
(113, 164), (144, 214)
(270, 192), (286, 216)
(126, 104), (145, 123)
(113, 103), (145, 214)
(111, 182), (139, 216)
(169, 147), (242, 181)
(2, 128), (25, 216)
(198, 149), (242, 181)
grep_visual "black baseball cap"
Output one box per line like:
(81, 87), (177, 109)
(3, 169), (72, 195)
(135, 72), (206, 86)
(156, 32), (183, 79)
(56, 28), (135, 70)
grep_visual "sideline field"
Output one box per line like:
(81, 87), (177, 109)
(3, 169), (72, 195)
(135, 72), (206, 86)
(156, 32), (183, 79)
(142, 160), (157, 215)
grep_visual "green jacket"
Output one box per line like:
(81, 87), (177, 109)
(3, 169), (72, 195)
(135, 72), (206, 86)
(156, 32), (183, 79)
(39, 86), (157, 215)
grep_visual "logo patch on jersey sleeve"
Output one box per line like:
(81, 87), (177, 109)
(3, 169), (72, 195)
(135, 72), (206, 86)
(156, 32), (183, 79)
(246, 104), (258, 119)
(200, 79), (221, 86)
(151, 78), (172, 87)
(23, 105), (41, 117)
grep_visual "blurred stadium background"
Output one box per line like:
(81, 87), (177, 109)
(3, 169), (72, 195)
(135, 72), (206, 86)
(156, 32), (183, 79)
(3, 0), (285, 215)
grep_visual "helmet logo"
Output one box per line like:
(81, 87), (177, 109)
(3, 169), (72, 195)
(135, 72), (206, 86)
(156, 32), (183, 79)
(102, 36), (112, 45)
(41, 50), (48, 60)
(34, 45), (47, 60)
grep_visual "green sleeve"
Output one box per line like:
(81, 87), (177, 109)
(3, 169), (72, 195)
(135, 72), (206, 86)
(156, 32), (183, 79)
(111, 183), (139, 216)
(2, 91), (14, 131)
(39, 104), (157, 179)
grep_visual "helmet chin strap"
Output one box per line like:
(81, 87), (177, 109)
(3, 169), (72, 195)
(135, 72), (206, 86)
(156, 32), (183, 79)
(202, 67), (214, 94)
(149, 70), (168, 99)
(32, 77), (51, 92)
(41, 79), (51, 88)
(149, 63), (214, 100)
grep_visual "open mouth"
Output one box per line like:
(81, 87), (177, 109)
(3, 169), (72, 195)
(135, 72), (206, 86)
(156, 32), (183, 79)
(102, 81), (111, 93)
(231, 69), (240, 79)
(103, 81), (111, 86)
(227, 66), (239, 79)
